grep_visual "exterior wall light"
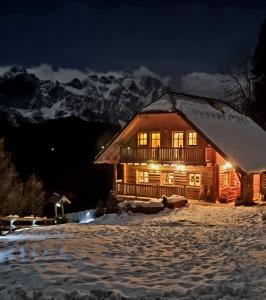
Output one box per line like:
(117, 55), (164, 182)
(176, 164), (186, 172)
(223, 162), (232, 170)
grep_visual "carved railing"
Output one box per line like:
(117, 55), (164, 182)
(120, 147), (206, 164)
(116, 182), (186, 199)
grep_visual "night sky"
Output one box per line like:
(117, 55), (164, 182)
(0, 0), (265, 79)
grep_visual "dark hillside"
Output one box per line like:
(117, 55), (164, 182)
(3, 117), (120, 214)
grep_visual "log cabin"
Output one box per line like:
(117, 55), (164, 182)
(95, 91), (266, 203)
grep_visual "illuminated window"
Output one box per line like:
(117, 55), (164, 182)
(151, 132), (161, 147)
(138, 132), (148, 146)
(161, 172), (174, 185)
(172, 132), (184, 148)
(224, 172), (229, 187)
(136, 170), (149, 183)
(188, 173), (201, 187)
(188, 131), (197, 146)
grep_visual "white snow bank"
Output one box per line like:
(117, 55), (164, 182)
(0, 205), (266, 299)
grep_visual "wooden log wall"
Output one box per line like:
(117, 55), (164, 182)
(124, 164), (215, 200)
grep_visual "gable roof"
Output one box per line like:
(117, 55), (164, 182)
(96, 91), (266, 174)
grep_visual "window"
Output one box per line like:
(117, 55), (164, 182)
(188, 131), (197, 146)
(136, 170), (149, 183)
(151, 132), (161, 147)
(172, 132), (184, 148)
(224, 172), (229, 187)
(138, 132), (148, 146)
(161, 172), (174, 185)
(188, 173), (201, 187)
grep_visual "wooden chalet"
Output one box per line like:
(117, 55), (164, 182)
(95, 91), (266, 203)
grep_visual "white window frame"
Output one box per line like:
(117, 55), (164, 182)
(151, 132), (161, 148)
(161, 172), (174, 185)
(172, 131), (184, 148)
(188, 131), (197, 146)
(188, 173), (201, 187)
(136, 170), (149, 183)
(138, 132), (148, 146)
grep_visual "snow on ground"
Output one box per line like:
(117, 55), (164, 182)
(0, 204), (266, 299)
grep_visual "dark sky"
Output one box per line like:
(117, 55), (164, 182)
(0, 0), (265, 77)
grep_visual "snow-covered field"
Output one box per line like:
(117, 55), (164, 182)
(0, 204), (266, 299)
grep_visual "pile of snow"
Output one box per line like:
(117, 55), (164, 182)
(167, 194), (187, 203)
(119, 199), (164, 208)
(0, 205), (266, 299)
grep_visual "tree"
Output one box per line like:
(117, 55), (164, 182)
(23, 175), (45, 216)
(0, 138), (24, 216)
(0, 139), (46, 216)
(221, 56), (254, 113)
(252, 18), (266, 127)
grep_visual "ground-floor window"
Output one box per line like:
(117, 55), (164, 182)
(161, 172), (174, 185)
(136, 170), (149, 183)
(188, 173), (201, 187)
(223, 172), (229, 187)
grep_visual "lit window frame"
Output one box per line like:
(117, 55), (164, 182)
(138, 132), (148, 146)
(151, 132), (161, 148)
(188, 131), (197, 146)
(161, 172), (174, 185)
(172, 131), (184, 148)
(224, 172), (229, 187)
(136, 170), (149, 183)
(188, 173), (201, 187)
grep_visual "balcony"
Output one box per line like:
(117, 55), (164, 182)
(116, 182), (186, 199)
(120, 146), (210, 165)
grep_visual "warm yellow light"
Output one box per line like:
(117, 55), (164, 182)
(176, 164), (186, 172)
(223, 162), (232, 170)
(150, 163), (159, 171)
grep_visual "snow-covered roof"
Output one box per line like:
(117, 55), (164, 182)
(141, 92), (266, 174)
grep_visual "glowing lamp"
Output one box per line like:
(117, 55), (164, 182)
(150, 163), (159, 171)
(223, 162), (232, 170)
(176, 164), (186, 172)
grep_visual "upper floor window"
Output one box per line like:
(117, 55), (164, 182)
(151, 132), (161, 148)
(136, 170), (149, 183)
(172, 131), (184, 148)
(188, 131), (197, 146)
(188, 173), (201, 187)
(161, 172), (174, 185)
(138, 132), (148, 146)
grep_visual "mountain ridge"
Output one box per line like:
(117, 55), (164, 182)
(0, 66), (167, 126)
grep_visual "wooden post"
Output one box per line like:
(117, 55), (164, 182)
(135, 183), (137, 199)
(239, 172), (254, 204)
(61, 203), (65, 217)
(113, 163), (118, 196)
(54, 204), (58, 217)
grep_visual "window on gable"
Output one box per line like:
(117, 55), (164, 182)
(188, 131), (197, 146)
(151, 132), (161, 147)
(138, 132), (148, 146)
(172, 131), (184, 148)
(188, 173), (201, 187)
(161, 172), (174, 185)
(136, 170), (149, 183)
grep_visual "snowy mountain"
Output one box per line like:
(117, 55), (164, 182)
(0, 66), (167, 125)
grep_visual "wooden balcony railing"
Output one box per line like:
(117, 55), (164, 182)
(116, 182), (186, 199)
(120, 147), (206, 164)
